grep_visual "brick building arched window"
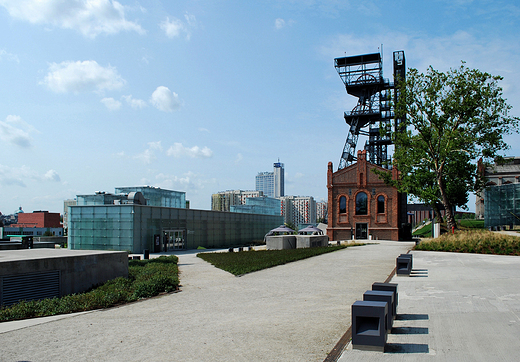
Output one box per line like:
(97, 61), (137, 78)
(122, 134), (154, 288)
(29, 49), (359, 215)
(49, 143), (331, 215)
(355, 192), (368, 215)
(339, 196), (347, 214)
(377, 195), (385, 214)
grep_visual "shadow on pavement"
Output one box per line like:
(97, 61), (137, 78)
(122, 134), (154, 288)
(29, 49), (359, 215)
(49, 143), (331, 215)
(385, 343), (429, 353)
(396, 313), (429, 320)
(391, 326), (429, 334)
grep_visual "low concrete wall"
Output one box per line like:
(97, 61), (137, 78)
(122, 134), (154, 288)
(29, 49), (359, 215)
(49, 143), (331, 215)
(0, 249), (128, 305)
(296, 235), (329, 248)
(266, 235), (296, 250)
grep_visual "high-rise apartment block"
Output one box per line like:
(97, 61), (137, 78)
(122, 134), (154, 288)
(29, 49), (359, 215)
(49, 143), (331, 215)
(256, 161), (284, 198)
(211, 190), (263, 212)
(280, 195), (316, 226)
(316, 201), (328, 222)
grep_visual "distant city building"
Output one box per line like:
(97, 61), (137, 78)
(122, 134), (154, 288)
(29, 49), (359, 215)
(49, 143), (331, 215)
(273, 162), (284, 198)
(280, 195), (316, 227)
(255, 172), (274, 198)
(316, 201), (328, 222)
(3, 210), (63, 237)
(256, 161), (284, 198)
(12, 211), (61, 228)
(211, 190), (263, 212)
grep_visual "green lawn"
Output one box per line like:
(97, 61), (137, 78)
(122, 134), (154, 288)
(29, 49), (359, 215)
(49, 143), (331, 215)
(197, 245), (354, 276)
(458, 219), (485, 229)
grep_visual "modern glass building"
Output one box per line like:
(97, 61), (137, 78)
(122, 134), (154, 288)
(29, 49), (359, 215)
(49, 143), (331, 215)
(484, 183), (520, 228)
(115, 186), (185, 208)
(69, 187), (282, 253)
(230, 196), (281, 216)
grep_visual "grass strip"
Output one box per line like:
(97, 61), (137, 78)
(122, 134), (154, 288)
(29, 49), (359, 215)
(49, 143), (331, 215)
(0, 255), (179, 323)
(197, 245), (353, 276)
(414, 229), (520, 256)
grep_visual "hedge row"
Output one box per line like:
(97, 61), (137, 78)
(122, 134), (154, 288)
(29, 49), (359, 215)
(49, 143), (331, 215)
(0, 255), (179, 322)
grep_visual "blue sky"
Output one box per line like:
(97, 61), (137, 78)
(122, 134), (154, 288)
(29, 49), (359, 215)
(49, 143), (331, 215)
(1, 0), (519, 215)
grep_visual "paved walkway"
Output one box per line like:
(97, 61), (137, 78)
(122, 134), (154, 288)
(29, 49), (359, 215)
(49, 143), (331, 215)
(0, 241), (413, 362)
(338, 250), (520, 361)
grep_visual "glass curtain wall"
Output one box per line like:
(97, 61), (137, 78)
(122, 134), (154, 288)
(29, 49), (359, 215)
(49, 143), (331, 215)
(484, 183), (520, 228)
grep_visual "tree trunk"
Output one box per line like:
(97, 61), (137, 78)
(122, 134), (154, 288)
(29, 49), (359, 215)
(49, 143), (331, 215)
(432, 203), (444, 223)
(437, 175), (456, 230)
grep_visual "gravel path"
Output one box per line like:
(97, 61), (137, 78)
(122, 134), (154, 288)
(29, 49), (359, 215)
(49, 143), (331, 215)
(0, 241), (413, 362)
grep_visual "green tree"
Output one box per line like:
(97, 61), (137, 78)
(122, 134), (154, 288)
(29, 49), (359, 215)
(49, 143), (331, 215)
(383, 63), (519, 230)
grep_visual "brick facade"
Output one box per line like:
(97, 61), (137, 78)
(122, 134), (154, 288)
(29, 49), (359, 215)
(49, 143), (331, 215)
(12, 211), (62, 228)
(326, 150), (407, 241)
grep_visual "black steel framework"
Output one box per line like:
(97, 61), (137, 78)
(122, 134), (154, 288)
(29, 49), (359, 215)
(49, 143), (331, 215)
(334, 50), (405, 169)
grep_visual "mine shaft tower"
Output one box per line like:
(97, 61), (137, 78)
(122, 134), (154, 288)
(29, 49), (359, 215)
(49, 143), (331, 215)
(334, 50), (405, 170)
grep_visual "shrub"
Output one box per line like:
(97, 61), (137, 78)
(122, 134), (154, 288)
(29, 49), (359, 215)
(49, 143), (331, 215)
(0, 255), (179, 322)
(414, 229), (520, 256)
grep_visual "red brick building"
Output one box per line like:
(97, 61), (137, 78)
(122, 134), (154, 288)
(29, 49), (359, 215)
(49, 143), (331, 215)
(326, 150), (408, 241)
(12, 211), (62, 228)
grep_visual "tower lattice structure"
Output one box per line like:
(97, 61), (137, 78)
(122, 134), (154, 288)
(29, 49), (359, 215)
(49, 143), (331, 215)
(334, 50), (405, 170)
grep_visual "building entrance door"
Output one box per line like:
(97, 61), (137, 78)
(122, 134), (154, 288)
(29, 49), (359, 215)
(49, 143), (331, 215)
(163, 230), (185, 251)
(355, 223), (368, 239)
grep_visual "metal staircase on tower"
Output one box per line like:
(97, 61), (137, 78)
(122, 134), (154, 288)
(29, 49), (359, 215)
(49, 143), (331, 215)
(334, 50), (406, 170)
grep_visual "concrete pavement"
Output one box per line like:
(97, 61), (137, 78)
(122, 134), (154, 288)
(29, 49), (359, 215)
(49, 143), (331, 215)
(338, 250), (520, 361)
(0, 241), (413, 362)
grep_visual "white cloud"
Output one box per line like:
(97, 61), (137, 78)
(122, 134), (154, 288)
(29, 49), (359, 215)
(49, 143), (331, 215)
(235, 153), (243, 164)
(0, 164), (60, 187)
(0, 49), (19, 63)
(150, 86), (181, 112)
(155, 172), (193, 187)
(44, 169), (61, 182)
(198, 127), (210, 133)
(160, 13), (196, 40)
(0, 0), (145, 38)
(0, 115), (37, 148)
(275, 18), (285, 29)
(160, 17), (185, 38)
(122, 95), (147, 109)
(134, 141), (162, 164)
(101, 97), (121, 110)
(43, 60), (125, 93)
(166, 143), (213, 158)
(147, 141), (163, 151)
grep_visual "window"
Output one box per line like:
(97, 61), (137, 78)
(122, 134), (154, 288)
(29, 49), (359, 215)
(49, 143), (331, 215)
(356, 192), (368, 215)
(377, 195), (385, 214)
(339, 196), (346, 214)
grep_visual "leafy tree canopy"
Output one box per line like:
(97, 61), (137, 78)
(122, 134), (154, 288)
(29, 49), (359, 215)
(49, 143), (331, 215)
(381, 62), (519, 229)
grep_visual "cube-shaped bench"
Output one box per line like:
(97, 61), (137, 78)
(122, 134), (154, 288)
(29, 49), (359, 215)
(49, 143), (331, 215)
(351, 300), (388, 351)
(372, 282), (398, 317)
(363, 290), (394, 331)
(396, 254), (412, 275)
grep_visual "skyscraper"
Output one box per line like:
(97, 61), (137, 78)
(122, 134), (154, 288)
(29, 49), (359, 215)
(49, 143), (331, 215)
(273, 161), (284, 198)
(256, 161), (284, 198)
